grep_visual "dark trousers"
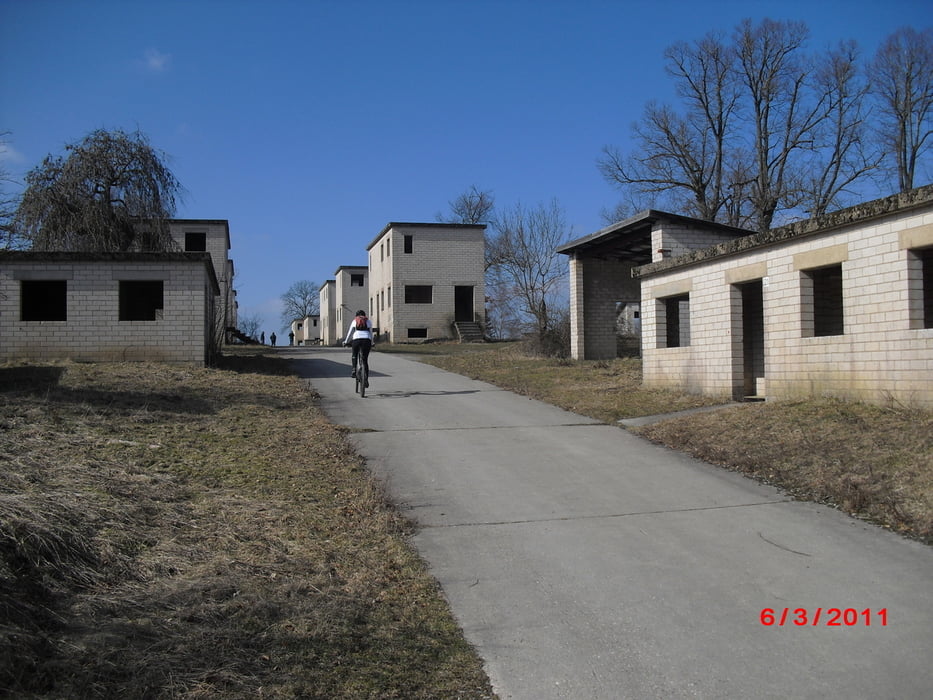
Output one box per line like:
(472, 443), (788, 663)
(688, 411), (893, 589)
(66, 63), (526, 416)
(351, 338), (372, 373)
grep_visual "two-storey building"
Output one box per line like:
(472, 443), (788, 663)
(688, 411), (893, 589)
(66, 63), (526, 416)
(367, 222), (486, 342)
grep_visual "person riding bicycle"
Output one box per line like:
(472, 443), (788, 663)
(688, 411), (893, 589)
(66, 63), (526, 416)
(343, 310), (374, 383)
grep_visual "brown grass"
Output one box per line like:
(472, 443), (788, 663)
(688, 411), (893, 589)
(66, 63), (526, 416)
(383, 342), (724, 420)
(0, 351), (494, 699)
(391, 342), (933, 543)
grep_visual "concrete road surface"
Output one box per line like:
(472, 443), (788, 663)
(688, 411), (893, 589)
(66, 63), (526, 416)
(288, 347), (933, 700)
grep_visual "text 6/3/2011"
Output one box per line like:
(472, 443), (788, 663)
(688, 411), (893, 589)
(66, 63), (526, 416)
(760, 608), (887, 626)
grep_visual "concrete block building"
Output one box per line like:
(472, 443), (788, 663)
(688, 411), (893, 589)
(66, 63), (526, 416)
(335, 266), (368, 339)
(560, 186), (933, 409)
(319, 279), (337, 345)
(290, 314), (320, 345)
(366, 222), (486, 342)
(167, 219), (237, 336)
(558, 213), (751, 360)
(319, 266), (368, 345)
(0, 251), (220, 365)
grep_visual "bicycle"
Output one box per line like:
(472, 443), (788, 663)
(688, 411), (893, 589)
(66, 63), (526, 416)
(354, 358), (369, 397)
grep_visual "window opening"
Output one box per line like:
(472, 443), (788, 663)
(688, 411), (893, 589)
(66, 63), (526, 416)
(660, 294), (690, 347)
(803, 265), (844, 337)
(404, 235), (413, 254)
(119, 280), (164, 321)
(21, 280), (67, 321)
(184, 232), (207, 251)
(407, 328), (428, 338)
(405, 285), (432, 304)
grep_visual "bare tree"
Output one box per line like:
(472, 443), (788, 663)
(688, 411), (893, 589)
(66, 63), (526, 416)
(734, 18), (833, 231)
(437, 185), (495, 225)
(280, 280), (320, 330)
(799, 41), (880, 216)
(601, 19), (894, 233)
(868, 27), (933, 192)
(487, 199), (571, 351)
(15, 129), (182, 251)
(237, 312), (262, 340)
(599, 31), (742, 224)
(0, 132), (20, 248)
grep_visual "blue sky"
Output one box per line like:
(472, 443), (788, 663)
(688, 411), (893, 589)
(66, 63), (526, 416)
(2, 0), (931, 335)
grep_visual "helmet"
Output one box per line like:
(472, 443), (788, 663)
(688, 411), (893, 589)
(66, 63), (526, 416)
(356, 310), (367, 316)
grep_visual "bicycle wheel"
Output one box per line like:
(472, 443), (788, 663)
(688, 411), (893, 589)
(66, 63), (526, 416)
(359, 363), (368, 398)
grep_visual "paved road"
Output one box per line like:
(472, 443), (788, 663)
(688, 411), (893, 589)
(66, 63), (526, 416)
(288, 347), (933, 700)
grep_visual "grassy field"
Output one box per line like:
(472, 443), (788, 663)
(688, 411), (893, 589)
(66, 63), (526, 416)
(384, 341), (933, 544)
(0, 351), (494, 699)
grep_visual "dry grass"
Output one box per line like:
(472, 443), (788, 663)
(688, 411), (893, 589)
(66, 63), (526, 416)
(391, 342), (933, 543)
(384, 342), (724, 420)
(0, 351), (494, 699)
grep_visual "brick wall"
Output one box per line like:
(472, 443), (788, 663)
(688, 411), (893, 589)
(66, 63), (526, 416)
(0, 255), (217, 365)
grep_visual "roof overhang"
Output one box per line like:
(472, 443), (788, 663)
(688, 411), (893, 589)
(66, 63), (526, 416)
(557, 210), (752, 265)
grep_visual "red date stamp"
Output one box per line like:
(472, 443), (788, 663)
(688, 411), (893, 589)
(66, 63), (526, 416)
(760, 608), (887, 626)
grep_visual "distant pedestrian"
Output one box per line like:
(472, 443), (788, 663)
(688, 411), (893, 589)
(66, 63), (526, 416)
(260, 331), (265, 344)
(270, 332), (277, 347)
(288, 331), (295, 346)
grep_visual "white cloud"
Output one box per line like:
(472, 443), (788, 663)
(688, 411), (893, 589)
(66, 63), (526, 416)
(144, 48), (171, 73)
(0, 143), (25, 165)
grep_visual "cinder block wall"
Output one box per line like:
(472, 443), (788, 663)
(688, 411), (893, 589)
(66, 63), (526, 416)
(639, 209), (933, 408)
(569, 256), (639, 359)
(168, 220), (233, 331)
(652, 222), (746, 262)
(368, 224), (485, 342)
(0, 258), (215, 365)
(335, 267), (368, 340)
(319, 281), (337, 345)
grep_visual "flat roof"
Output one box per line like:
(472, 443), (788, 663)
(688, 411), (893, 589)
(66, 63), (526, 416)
(366, 221), (486, 251)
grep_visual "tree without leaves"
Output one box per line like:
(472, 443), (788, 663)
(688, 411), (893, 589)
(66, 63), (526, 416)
(237, 312), (262, 340)
(436, 185), (495, 225)
(600, 19), (900, 233)
(280, 280), (320, 330)
(868, 27), (933, 193)
(599, 31), (743, 225)
(15, 129), (182, 251)
(487, 199), (570, 349)
(0, 132), (19, 249)
(734, 18), (829, 232)
(800, 41), (881, 216)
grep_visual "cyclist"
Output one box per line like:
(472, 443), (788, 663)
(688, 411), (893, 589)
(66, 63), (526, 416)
(343, 309), (374, 384)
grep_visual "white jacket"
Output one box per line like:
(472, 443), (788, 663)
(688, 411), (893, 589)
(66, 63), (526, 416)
(344, 317), (373, 344)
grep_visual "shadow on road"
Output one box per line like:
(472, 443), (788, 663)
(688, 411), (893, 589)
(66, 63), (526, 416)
(287, 357), (389, 380)
(370, 390), (481, 399)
